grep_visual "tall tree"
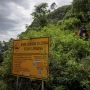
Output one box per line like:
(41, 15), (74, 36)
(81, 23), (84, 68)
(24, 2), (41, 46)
(50, 2), (57, 10)
(72, 0), (90, 22)
(31, 3), (49, 27)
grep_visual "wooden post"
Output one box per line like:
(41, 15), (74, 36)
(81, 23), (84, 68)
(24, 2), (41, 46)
(41, 80), (44, 90)
(16, 77), (19, 90)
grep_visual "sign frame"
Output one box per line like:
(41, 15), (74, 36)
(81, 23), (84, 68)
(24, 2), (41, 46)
(12, 37), (49, 80)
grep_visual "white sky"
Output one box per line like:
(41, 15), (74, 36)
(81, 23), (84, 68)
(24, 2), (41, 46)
(0, 0), (72, 41)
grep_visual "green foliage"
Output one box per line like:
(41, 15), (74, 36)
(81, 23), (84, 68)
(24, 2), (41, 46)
(57, 17), (81, 30)
(86, 22), (90, 30)
(48, 5), (70, 22)
(31, 3), (48, 28)
(72, 0), (90, 13)
(19, 23), (90, 90)
(72, 0), (90, 22)
(50, 2), (57, 10)
(64, 9), (74, 19)
(31, 5), (71, 28)
(0, 40), (13, 90)
(1, 1), (90, 90)
(0, 80), (7, 90)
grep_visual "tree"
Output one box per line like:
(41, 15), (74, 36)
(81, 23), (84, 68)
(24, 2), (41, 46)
(50, 2), (57, 10)
(72, 0), (90, 22)
(31, 3), (49, 27)
(72, 0), (89, 13)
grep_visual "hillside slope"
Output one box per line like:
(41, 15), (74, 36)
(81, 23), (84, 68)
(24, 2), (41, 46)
(19, 22), (90, 90)
(0, 1), (90, 90)
(30, 5), (71, 28)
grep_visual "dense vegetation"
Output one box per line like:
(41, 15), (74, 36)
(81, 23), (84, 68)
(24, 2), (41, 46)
(0, 0), (90, 90)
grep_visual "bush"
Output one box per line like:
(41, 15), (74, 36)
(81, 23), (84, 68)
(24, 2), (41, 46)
(19, 23), (90, 90)
(0, 80), (7, 90)
(58, 18), (81, 30)
(86, 23), (90, 30)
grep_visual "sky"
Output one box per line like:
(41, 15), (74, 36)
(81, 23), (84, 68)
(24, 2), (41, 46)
(0, 0), (72, 41)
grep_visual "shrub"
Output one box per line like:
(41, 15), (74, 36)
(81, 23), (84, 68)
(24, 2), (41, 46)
(60, 18), (81, 30)
(0, 80), (7, 90)
(19, 24), (90, 90)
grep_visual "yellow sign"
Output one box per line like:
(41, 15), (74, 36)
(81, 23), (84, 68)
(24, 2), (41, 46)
(12, 37), (49, 79)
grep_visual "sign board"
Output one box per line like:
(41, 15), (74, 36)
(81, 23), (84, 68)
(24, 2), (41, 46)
(12, 37), (49, 79)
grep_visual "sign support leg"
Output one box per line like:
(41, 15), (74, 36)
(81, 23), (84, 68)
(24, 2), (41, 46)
(16, 77), (19, 90)
(18, 78), (22, 90)
(29, 79), (32, 90)
(41, 80), (44, 90)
